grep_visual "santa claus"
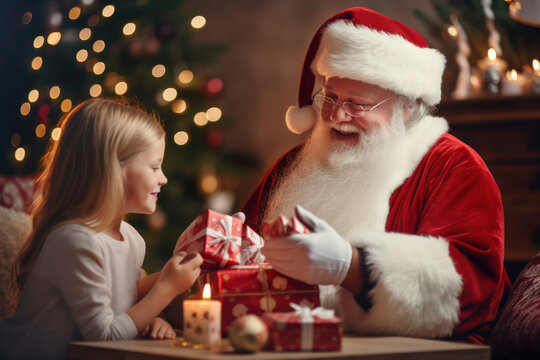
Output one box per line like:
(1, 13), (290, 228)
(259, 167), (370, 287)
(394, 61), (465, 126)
(241, 7), (510, 344)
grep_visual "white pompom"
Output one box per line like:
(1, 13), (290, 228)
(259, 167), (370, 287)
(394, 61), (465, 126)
(285, 105), (317, 134)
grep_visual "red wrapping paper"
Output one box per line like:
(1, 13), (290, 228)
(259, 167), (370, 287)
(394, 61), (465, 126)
(262, 215), (310, 238)
(174, 209), (243, 269)
(262, 306), (342, 351)
(195, 265), (320, 334)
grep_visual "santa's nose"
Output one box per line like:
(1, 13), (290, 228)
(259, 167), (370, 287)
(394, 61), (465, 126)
(329, 103), (352, 123)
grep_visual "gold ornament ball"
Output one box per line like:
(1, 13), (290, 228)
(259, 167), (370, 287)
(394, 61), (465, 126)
(228, 314), (268, 353)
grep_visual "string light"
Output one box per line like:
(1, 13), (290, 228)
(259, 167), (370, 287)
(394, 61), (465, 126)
(177, 70), (194, 84)
(174, 131), (189, 145)
(93, 62), (105, 75)
(35, 124), (46, 138)
(122, 22), (136, 36)
(162, 88), (177, 102)
(60, 99), (72, 112)
(28, 89), (39, 103)
(75, 50), (88, 63)
(11, 134), (21, 147)
(20, 102), (31, 116)
(115, 81), (128, 95)
(152, 64), (166, 78)
(69, 7), (81, 20)
(89, 84), (102, 97)
(92, 40), (105, 53)
(191, 15), (206, 29)
(171, 99), (187, 113)
(200, 174), (218, 194)
(194, 112), (208, 126)
(33, 36), (44, 48)
(49, 86), (60, 99)
(22, 12), (32, 25)
(31, 56), (43, 70)
(102, 5), (115, 17)
(47, 32), (61, 46)
(533, 59), (540, 72)
(79, 28), (92, 41)
(14, 148), (26, 162)
(51, 127), (62, 141)
(206, 107), (222, 122)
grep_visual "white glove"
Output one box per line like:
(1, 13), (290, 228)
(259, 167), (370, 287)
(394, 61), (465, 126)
(261, 205), (352, 285)
(231, 212), (245, 223)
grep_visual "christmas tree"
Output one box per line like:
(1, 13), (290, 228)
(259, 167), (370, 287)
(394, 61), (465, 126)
(0, 0), (256, 270)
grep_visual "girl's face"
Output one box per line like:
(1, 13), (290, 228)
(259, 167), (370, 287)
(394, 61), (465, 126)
(123, 137), (167, 215)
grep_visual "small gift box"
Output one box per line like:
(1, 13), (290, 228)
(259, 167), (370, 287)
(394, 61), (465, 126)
(241, 225), (266, 265)
(195, 265), (320, 334)
(262, 304), (342, 351)
(174, 209), (243, 268)
(262, 215), (310, 238)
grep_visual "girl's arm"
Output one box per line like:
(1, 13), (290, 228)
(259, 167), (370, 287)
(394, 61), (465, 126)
(126, 253), (202, 334)
(136, 272), (160, 300)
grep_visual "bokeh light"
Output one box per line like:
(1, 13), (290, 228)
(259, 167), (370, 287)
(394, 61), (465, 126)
(51, 128), (62, 141)
(11, 134), (21, 147)
(206, 107), (222, 122)
(171, 99), (187, 113)
(122, 22), (136, 36)
(191, 15), (206, 29)
(20, 103), (31, 116)
(174, 131), (189, 145)
(61, 99), (72, 112)
(33, 36), (44, 48)
(69, 7), (81, 20)
(194, 112), (208, 126)
(115, 81), (128, 95)
(47, 32), (61, 46)
(22, 12), (32, 25)
(89, 84), (102, 97)
(92, 40), (105, 53)
(79, 28), (92, 41)
(15, 148), (26, 162)
(31, 56), (43, 70)
(35, 124), (46, 138)
(28, 89), (39, 103)
(152, 64), (166, 78)
(102, 5), (115, 17)
(177, 70), (194, 84)
(162, 88), (177, 102)
(93, 62), (105, 75)
(49, 86), (61, 99)
(76, 49), (88, 62)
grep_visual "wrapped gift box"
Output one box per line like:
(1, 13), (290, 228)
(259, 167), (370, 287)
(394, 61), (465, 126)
(241, 225), (265, 264)
(194, 265), (320, 334)
(174, 209), (243, 268)
(262, 304), (342, 351)
(262, 215), (310, 238)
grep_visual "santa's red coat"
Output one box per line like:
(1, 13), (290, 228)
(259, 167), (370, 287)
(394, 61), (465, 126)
(241, 116), (511, 344)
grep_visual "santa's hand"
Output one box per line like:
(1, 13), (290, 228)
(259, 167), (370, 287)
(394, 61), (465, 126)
(261, 205), (352, 285)
(231, 212), (245, 223)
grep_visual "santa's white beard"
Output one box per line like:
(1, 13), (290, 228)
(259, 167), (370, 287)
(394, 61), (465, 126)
(264, 107), (408, 238)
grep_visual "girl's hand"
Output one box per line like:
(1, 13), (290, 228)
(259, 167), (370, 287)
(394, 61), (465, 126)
(157, 252), (203, 297)
(141, 317), (176, 339)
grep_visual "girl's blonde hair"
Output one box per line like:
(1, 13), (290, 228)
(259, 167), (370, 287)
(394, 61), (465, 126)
(14, 98), (165, 289)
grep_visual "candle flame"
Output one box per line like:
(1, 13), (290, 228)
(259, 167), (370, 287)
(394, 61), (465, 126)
(202, 283), (211, 299)
(533, 59), (540, 72)
(506, 69), (518, 81)
(488, 48), (497, 61)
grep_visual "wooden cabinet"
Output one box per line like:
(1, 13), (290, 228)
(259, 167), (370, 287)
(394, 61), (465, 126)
(437, 96), (540, 278)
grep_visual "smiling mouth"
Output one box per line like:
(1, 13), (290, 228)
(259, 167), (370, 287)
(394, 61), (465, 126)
(330, 128), (360, 139)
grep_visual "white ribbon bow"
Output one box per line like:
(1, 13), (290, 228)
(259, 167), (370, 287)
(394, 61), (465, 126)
(289, 303), (334, 350)
(187, 215), (242, 267)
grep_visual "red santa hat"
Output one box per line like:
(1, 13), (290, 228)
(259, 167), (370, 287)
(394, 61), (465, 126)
(286, 7), (446, 134)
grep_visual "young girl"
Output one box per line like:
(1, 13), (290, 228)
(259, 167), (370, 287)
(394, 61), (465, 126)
(0, 98), (202, 360)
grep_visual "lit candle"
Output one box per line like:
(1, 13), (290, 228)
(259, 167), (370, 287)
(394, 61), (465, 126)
(477, 48), (508, 74)
(501, 69), (525, 96)
(183, 283), (221, 344)
(531, 59), (540, 94)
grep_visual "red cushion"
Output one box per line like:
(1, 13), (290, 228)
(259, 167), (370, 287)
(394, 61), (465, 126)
(490, 252), (540, 358)
(0, 175), (35, 213)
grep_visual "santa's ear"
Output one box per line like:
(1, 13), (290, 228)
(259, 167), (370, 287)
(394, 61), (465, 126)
(285, 105), (317, 134)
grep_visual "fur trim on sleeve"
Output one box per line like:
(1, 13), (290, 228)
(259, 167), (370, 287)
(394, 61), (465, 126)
(321, 231), (462, 338)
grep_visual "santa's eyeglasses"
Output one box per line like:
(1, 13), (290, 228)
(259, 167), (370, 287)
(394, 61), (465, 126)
(311, 89), (394, 117)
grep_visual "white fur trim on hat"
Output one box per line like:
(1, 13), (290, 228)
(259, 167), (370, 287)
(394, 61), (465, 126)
(312, 21), (446, 106)
(285, 105), (317, 134)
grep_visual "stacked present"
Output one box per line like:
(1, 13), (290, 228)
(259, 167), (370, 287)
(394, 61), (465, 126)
(262, 303), (342, 351)
(174, 209), (320, 335)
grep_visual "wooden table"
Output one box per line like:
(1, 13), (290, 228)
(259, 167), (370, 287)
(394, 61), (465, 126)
(67, 336), (490, 360)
